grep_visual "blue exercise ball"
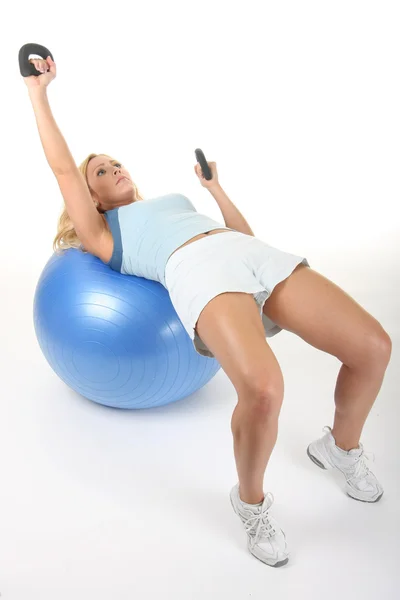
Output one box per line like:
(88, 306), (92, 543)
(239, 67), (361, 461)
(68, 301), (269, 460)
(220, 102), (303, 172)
(33, 249), (220, 409)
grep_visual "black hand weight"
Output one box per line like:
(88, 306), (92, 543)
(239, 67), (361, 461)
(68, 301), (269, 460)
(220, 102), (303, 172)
(195, 148), (213, 181)
(18, 43), (54, 77)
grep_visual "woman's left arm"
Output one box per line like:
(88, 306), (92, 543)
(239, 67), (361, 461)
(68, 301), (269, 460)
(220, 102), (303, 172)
(194, 160), (255, 236)
(208, 184), (255, 236)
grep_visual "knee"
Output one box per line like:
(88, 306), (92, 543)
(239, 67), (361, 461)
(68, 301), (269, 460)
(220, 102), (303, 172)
(361, 327), (392, 368)
(239, 375), (284, 415)
(375, 328), (392, 363)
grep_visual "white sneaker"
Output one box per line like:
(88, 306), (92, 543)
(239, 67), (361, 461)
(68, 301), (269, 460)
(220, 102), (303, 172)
(307, 425), (383, 503)
(229, 483), (289, 567)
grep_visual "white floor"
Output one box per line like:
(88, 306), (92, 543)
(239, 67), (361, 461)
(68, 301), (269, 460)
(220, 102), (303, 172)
(1, 239), (399, 600)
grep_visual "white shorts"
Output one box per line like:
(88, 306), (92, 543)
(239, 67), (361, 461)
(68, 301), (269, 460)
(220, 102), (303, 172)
(164, 231), (310, 358)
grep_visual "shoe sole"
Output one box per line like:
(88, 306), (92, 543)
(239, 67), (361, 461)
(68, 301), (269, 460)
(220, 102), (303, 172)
(346, 491), (383, 503)
(307, 445), (328, 469)
(306, 446), (384, 503)
(229, 492), (289, 568)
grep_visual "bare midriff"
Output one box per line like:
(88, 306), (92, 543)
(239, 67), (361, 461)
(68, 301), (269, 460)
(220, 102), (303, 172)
(97, 221), (233, 265)
(168, 229), (232, 259)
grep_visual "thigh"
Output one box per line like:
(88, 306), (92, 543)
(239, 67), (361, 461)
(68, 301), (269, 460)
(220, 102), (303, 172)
(195, 292), (284, 400)
(262, 263), (391, 367)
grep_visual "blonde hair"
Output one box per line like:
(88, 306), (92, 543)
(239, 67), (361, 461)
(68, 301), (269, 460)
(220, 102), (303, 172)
(52, 153), (144, 253)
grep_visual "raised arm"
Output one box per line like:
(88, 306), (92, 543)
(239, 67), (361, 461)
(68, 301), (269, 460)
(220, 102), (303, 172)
(25, 59), (105, 251)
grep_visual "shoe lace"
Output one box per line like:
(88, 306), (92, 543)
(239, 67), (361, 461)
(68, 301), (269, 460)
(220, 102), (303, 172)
(241, 492), (277, 542)
(345, 448), (376, 482)
(322, 426), (375, 482)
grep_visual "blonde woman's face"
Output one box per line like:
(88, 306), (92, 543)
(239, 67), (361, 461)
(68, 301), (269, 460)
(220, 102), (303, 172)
(87, 155), (137, 212)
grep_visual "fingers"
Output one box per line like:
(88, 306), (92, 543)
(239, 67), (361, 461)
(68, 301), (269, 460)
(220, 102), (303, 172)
(194, 162), (216, 174)
(29, 57), (54, 73)
(194, 162), (219, 190)
(46, 56), (55, 70)
(29, 59), (48, 73)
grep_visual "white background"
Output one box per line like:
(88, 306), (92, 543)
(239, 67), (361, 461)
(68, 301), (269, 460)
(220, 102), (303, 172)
(1, 1), (399, 598)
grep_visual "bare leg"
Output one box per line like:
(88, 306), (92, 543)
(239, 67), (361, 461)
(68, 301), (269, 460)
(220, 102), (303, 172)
(261, 265), (392, 453)
(231, 398), (280, 505)
(331, 355), (391, 451)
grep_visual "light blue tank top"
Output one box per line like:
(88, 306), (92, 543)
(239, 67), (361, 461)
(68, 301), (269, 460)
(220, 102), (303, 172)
(103, 193), (234, 287)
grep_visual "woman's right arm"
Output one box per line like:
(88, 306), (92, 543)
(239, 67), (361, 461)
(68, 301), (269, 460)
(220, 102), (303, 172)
(26, 71), (106, 250)
(28, 87), (76, 175)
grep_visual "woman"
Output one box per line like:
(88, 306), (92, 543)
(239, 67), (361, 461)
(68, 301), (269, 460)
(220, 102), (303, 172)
(24, 56), (392, 568)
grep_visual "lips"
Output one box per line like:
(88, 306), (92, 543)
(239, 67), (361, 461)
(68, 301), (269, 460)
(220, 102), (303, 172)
(117, 177), (127, 185)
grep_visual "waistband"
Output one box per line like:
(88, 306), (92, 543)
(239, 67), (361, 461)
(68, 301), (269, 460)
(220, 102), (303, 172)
(165, 230), (247, 269)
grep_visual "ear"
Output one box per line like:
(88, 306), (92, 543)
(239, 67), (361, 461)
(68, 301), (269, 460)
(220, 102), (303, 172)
(91, 190), (100, 208)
